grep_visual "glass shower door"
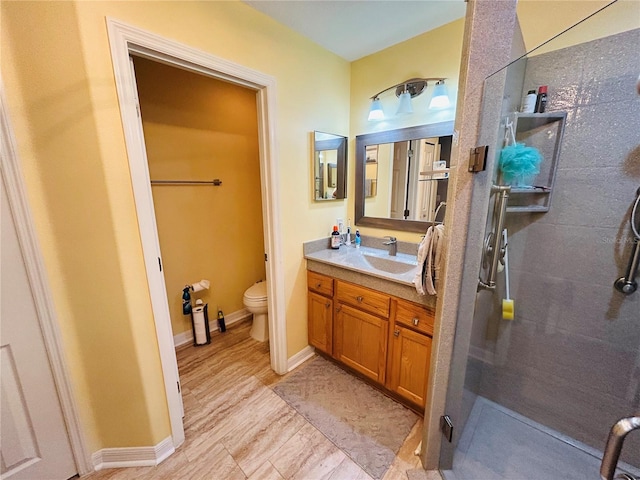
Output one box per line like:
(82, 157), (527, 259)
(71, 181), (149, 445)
(440, 3), (640, 478)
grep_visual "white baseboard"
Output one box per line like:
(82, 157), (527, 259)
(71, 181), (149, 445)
(92, 436), (174, 470)
(173, 308), (252, 348)
(287, 345), (315, 372)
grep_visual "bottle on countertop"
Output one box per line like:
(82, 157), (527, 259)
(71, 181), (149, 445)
(521, 90), (536, 113)
(355, 229), (361, 249)
(331, 225), (341, 249)
(345, 219), (351, 246)
(535, 85), (547, 113)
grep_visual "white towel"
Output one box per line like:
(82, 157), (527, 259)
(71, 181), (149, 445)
(432, 224), (445, 290)
(414, 224), (445, 296)
(414, 227), (432, 295)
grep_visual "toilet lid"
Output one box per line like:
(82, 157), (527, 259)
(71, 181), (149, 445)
(245, 281), (267, 300)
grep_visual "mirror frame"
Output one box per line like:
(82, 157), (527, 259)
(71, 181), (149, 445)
(313, 132), (347, 201)
(355, 121), (454, 233)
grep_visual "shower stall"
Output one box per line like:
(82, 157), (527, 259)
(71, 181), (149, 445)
(439, 3), (640, 479)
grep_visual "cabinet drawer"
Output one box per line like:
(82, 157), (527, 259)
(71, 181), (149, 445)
(336, 281), (390, 318)
(395, 299), (434, 336)
(308, 271), (334, 297)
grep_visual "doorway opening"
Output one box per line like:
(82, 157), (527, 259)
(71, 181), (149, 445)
(131, 56), (266, 350)
(107, 18), (287, 448)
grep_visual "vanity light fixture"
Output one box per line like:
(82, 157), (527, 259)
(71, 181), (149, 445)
(429, 80), (451, 109)
(395, 89), (413, 115)
(367, 77), (450, 121)
(367, 97), (384, 121)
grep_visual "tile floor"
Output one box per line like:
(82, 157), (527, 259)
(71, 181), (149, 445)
(83, 320), (427, 480)
(444, 396), (640, 480)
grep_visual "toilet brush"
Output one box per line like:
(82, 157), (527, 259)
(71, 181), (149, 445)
(501, 229), (515, 320)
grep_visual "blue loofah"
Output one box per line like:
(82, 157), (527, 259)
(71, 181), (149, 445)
(499, 143), (543, 185)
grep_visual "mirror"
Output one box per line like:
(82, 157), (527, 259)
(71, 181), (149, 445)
(355, 121), (454, 233)
(313, 131), (347, 201)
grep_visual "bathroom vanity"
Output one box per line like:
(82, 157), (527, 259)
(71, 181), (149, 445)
(304, 238), (436, 411)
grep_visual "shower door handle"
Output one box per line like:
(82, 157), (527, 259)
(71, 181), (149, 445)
(600, 416), (640, 480)
(615, 187), (640, 295)
(614, 237), (639, 295)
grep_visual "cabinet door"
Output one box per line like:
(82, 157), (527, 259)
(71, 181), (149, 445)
(387, 325), (432, 407)
(308, 291), (333, 355)
(334, 303), (388, 383)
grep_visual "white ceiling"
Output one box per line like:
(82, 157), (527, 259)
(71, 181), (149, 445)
(242, 1), (467, 62)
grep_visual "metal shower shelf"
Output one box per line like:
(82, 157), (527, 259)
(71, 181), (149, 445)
(503, 111), (566, 213)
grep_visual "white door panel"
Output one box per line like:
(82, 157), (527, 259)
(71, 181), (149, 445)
(1, 177), (76, 480)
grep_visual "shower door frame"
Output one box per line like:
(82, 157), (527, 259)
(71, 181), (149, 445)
(419, 0), (520, 469)
(433, 3), (640, 475)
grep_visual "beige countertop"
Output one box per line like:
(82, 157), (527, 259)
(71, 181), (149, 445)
(303, 237), (436, 307)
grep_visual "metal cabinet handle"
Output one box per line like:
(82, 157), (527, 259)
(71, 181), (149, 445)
(356, 296), (364, 303)
(325, 302), (330, 308)
(336, 305), (342, 312)
(412, 317), (419, 326)
(316, 283), (322, 289)
(394, 329), (400, 337)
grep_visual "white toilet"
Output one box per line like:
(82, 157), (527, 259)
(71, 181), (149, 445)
(243, 281), (269, 342)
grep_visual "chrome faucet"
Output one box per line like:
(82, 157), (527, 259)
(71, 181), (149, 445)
(383, 236), (397, 256)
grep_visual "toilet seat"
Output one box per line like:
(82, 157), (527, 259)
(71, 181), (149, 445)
(244, 281), (267, 302)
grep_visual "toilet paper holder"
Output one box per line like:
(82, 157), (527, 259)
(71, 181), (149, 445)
(190, 279), (210, 293)
(191, 302), (211, 346)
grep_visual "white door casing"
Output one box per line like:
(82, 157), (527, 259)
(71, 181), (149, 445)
(106, 18), (287, 449)
(1, 82), (90, 477)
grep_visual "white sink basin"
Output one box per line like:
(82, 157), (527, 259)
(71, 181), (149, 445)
(304, 245), (419, 286)
(363, 254), (417, 274)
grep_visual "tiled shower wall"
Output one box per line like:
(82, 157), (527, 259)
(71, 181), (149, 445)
(478, 29), (640, 466)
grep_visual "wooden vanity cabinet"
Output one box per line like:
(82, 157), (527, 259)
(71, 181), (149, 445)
(306, 271), (434, 409)
(307, 271), (334, 355)
(334, 303), (389, 383)
(334, 281), (390, 383)
(386, 299), (434, 407)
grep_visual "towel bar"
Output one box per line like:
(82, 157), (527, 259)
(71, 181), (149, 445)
(478, 185), (511, 291)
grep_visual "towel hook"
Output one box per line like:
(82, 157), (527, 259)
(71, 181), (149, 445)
(433, 201), (447, 228)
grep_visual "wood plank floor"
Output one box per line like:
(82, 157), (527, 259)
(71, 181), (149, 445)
(83, 320), (425, 480)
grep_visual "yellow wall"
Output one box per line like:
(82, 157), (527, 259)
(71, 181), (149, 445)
(1, 1), (169, 450)
(134, 58), (266, 336)
(2, 0), (350, 452)
(518, 0), (640, 55)
(349, 18), (465, 242)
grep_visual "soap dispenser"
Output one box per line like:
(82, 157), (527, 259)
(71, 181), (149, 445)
(355, 229), (361, 248)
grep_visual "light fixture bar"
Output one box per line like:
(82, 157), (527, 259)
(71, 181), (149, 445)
(369, 77), (445, 101)
(367, 77), (449, 121)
